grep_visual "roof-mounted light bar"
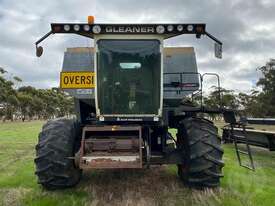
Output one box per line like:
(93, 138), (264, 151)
(50, 23), (206, 36)
(35, 22), (222, 58)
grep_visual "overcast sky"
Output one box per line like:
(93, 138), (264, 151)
(0, 0), (274, 92)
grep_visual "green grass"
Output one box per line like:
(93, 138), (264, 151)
(0, 121), (275, 206)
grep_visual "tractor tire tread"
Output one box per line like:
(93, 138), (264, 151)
(177, 117), (224, 188)
(34, 118), (81, 190)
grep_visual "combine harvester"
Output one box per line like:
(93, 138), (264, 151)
(35, 16), (244, 190)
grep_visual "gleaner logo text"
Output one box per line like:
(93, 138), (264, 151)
(105, 26), (155, 33)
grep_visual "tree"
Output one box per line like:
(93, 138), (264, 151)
(202, 87), (238, 120)
(17, 92), (33, 121)
(256, 59), (275, 117)
(0, 67), (7, 74)
(0, 68), (74, 121)
(204, 86), (238, 109)
(0, 69), (18, 121)
(237, 90), (263, 117)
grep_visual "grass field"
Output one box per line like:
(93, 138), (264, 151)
(0, 121), (275, 206)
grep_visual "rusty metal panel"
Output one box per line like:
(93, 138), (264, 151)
(84, 138), (139, 153)
(79, 125), (143, 169)
(82, 125), (142, 132)
(81, 155), (141, 169)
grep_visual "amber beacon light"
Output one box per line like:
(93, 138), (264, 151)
(88, 16), (95, 24)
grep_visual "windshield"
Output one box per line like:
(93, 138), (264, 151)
(97, 39), (161, 115)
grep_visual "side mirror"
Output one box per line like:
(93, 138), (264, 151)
(36, 46), (43, 57)
(215, 43), (222, 59)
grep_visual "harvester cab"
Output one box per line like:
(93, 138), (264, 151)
(34, 17), (232, 190)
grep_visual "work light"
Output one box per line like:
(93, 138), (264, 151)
(156, 25), (165, 34)
(167, 25), (174, 32)
(64, 25), (70, 31)
(73, 24), (80, 31)
(83, 25), (91, 31)
(92, 25), (101, 34)
(177, 25), (183, 32)
(187, 25), (194, 32)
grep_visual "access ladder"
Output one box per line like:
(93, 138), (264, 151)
(229, 122), (255, 171)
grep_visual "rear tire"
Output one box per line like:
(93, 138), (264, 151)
(177, 117), (224, 187)
(34, 118), (82, 190)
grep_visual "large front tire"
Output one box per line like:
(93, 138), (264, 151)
(177, 117), (224, 187)
(34, 118), (82, 190)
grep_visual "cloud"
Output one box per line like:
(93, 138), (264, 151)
(0, 0), (273, 92)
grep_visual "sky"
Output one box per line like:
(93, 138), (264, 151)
(0, 0), (274, 93)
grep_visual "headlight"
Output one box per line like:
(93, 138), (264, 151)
(73, 24), (80, 31)
(156, 25), (165, 34)
(167, 25), (174, 32)
(64, 25), (70, 32)
(83, 25), (91, 31)
(187, 25), (194, 32)
(153, 116), (159, 121)
(177, 25), (183, 32)
(92, 25), (101, 34)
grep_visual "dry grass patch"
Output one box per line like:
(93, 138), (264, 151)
(79, 166), (222, 206)
(0, 188), (30, 206)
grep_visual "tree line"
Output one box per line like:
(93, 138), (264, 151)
(201, 59), (275, 118)
(0, 67), (74, 121)
(0, 59), (274, 121)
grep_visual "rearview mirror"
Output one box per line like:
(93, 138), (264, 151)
(36, 46), (43, 57)
(215, 43), (222, 59)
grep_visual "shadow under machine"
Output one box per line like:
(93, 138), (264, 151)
(34, 16), (235, 189)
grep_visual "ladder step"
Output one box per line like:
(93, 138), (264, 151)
(230, 123), (255, 171)
(237, 150), (249, 155)
(234, 140), (247, 144)
(232, 135), (246, 139)
(240, 164), (255, 171)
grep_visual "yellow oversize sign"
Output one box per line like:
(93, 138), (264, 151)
(60, 71), (95, 89)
